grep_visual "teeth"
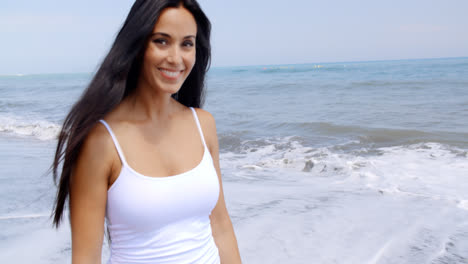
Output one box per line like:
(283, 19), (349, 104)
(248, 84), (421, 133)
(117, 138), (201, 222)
(161, 69), (181, 78)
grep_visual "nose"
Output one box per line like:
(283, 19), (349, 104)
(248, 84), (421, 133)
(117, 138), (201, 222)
(167, 45), (182, 65)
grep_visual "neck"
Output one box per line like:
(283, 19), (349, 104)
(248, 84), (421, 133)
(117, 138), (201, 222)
(126, 80), (180, 123)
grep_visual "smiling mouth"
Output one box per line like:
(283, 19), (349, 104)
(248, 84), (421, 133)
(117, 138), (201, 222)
(159, 68), (183, 79)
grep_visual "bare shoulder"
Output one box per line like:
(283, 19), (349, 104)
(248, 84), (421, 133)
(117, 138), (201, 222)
(193, 108), (218, 151)
(81, 122), (115, 160)
(73, 121), (116, 183)
(193, 108), (216, 127)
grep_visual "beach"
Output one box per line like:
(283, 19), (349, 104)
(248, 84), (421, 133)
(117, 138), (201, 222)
(1, 57), (467, 263)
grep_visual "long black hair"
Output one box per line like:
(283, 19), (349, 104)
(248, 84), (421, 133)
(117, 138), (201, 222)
(52, 0), (211, 227)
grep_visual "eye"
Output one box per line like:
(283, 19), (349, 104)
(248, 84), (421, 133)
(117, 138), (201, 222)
(182, 40), (194, 47)
(153, 38), (168, 45)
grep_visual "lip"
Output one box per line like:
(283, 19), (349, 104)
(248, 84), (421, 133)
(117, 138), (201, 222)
(158, 68), (184, 80)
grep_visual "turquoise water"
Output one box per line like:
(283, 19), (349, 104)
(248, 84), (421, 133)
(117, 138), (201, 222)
(1, 57), (467, 263)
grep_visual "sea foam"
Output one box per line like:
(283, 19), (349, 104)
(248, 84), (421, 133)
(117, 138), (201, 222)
(0, 114), (60, 141)
(220, 138), (468, 208)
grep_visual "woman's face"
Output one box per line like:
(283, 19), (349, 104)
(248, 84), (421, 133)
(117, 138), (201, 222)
(141, 6), (197, 95)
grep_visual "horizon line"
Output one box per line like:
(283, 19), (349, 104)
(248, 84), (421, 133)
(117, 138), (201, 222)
(2, 55), (467, 76)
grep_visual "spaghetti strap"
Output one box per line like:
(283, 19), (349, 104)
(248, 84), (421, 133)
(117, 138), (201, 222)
(190, 107), (207, 149)
(99, 120), (128, 166)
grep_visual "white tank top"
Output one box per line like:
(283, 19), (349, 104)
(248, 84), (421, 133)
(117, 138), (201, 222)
(99, 107), (220, 264)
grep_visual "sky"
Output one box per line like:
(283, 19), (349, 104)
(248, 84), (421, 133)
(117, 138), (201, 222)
(1, 0), (468, 74)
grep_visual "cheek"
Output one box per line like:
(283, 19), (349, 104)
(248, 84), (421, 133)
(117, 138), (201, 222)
(144, 52), (163, 70)
(185, 52), (196, 71)
(149, 53), (164, 65)
(144, 46), (164, 66)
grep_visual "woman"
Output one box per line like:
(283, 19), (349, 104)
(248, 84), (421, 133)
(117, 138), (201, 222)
(52, 0), (241, 263)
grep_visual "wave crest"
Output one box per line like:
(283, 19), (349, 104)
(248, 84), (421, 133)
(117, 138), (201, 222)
(0, 115), (60, 141)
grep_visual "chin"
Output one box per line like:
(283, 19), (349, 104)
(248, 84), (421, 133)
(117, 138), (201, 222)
(157, 82), (183, 95)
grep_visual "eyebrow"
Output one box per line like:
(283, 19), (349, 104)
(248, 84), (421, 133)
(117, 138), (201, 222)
(152, 32), (196, 39)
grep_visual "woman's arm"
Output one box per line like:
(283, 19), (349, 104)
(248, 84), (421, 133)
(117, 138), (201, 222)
(197, 109), (242, 264)
(69, 124), (116, 264)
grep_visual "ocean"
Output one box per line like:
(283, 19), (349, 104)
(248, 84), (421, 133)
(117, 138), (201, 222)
(1, 57), (467, 263)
